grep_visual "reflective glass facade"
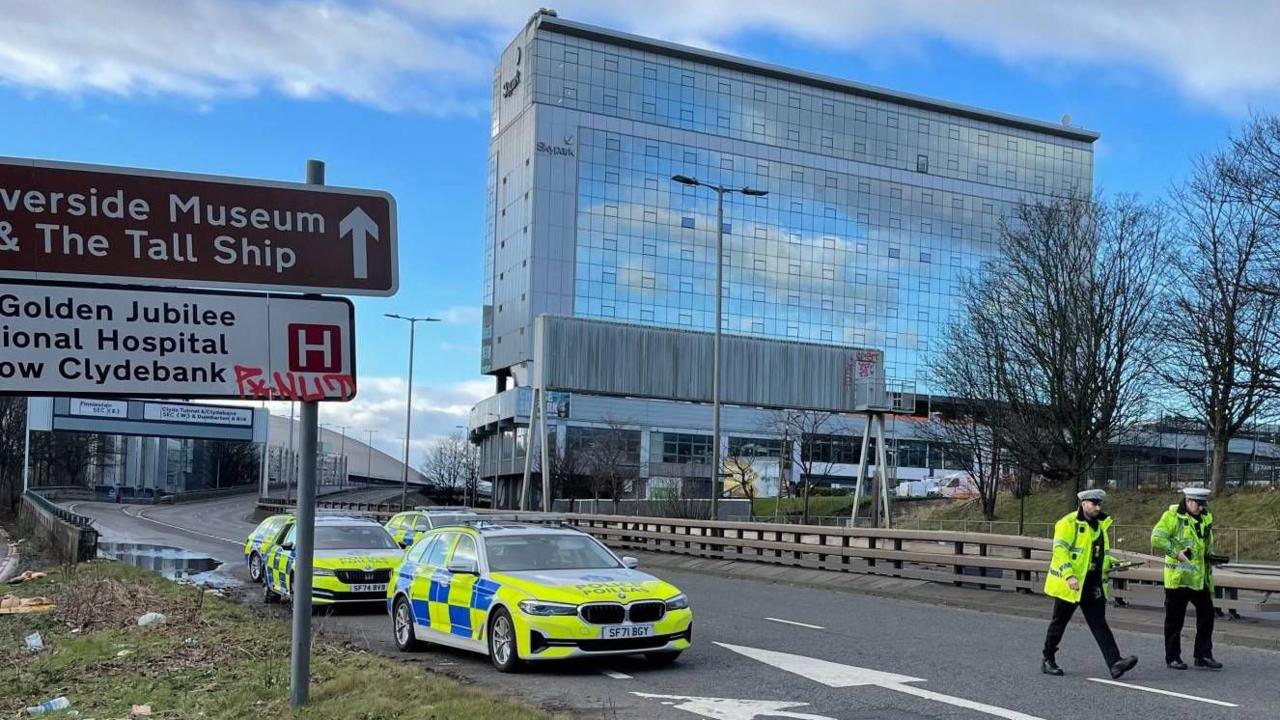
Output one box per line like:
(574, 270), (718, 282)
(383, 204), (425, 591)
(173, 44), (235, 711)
(483, 14), (1096, 391)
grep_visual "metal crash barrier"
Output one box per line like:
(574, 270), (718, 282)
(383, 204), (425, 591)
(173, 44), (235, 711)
(256, 500), (1280, 615)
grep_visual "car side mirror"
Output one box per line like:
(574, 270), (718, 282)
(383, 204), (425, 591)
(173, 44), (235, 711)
(447, 559), (478, 575)
(280, 542), (295, 552)
(622, 556), (639, 569)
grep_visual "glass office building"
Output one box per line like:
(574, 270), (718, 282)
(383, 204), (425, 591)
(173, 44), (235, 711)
(474, 11), (1097, 500)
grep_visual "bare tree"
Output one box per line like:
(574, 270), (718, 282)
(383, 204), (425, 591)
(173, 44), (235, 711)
(198, 440), (261, 489)
(577, 418), (640, 512)
(917, 418), (1005, 521)
(957, 195), (1165, 504)
(1157, 151), (1280, 493)
(421, 433), (475, 503)
(0, 397), (25, 514)
(722, 455), (758, 506)
(761, 410), (839, 525)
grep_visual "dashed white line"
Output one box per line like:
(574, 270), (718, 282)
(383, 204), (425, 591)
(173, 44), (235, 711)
(1087, 678), (1239, 707)
(601, 670), (633, 680)
(765, 617), (825, 630)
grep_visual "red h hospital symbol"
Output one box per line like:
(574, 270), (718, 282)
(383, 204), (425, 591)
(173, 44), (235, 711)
(288, 324), (342, 373)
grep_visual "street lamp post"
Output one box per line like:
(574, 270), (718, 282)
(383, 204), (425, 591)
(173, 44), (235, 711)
(671, 174), (767, 522)
(322, 424), (350, 487)
(365, 428), (378, 482)
(386, 314), (442, 511)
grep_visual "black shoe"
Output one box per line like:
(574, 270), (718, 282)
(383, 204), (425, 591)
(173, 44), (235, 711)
(1167, 659), (1188, 670)
(1110, 656), (1139, 679)
(1041, 658), (1064, 676)
(1195, 657), (1223, 670)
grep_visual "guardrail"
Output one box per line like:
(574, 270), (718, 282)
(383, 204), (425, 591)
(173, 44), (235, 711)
(19, 491), (98, 562)
(255, 499), (1280, 615)
(563, 514), (1280, 615)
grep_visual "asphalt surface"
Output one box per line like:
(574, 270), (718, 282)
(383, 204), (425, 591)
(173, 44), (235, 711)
(63, 496), (1280, 720)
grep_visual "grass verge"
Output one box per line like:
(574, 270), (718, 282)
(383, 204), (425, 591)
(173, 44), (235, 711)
(1, 562), (556, 719)
(901, 488), (1280, 560)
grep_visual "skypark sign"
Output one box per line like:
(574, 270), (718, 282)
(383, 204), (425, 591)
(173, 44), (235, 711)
(0, 156), (397, 296)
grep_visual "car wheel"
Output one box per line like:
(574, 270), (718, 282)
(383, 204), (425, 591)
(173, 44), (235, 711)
(393, 596), (424, 652)
(646, 651), (682, 667)
(488, 608), (522, 673)
(248, 553), (264, 583)
(263, 578), (279, 604)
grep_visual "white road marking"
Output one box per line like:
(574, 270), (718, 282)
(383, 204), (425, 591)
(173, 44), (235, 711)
(765, 617), (824, 630)
(1087, 678), (1239, 708)
(714, 642), (922, 686)
(632, 693), (837, 720)
(889, 684), (1050, 720)
(116, 504), (242, 545)
(715, 642), (1048, 720)
(601, 670), (633, 680)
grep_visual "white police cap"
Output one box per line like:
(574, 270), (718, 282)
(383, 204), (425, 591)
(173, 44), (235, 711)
(1183, 486), (1210, 501)
(1077, 489), (1106, 502)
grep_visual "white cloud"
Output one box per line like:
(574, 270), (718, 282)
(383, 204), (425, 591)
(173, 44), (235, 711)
(434, 305), (483, 325)
(4, 2), (1278, 115)
(222, 374), (490, 463)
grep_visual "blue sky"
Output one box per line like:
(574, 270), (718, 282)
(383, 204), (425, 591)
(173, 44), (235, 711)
(0, 1), (1273, 459)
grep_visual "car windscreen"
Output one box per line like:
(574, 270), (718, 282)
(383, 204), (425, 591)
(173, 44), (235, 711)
(429, 513), (479, 529)
(314, 526), (398, 550)
(485, 534), (621, 572)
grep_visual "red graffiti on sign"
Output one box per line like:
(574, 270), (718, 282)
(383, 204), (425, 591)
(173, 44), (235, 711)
(234, 365), (355, 401)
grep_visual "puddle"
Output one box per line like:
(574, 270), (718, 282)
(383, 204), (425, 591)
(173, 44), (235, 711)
(97, 542), (231, 584)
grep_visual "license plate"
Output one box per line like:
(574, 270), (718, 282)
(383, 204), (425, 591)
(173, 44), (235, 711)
(601, 624), (655, 640)
(349, 583), (384, 593)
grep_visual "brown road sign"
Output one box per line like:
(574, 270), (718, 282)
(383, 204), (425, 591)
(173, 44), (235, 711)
(0, 156), (397, 296)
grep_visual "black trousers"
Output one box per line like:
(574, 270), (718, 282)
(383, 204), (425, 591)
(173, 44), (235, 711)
(1043, 590), (1122, 667)
(1165, 587), (1215, 662)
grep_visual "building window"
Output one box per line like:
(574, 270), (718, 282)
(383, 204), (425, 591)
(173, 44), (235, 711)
(789, 95), (801, 108)
(754, 88), (767, 101)
(917, 154), (929, 173)
(949, 127), (960, 140)
(888, 247), (900, 259)
(681, 216), (696, 229)
(802, 434), (861, 464)
(643, 102), (656, 114)
(787, 129), (800, 142)
(604, 94), (617, 107)
(682, 73), (694, 86)
(565, 50), (578, 63)
(886, 114), (898, 128)
(660, 433), (712, 464)
(822, 102), (835, 115)
(821, 136), (833, 148)
(920, 252), (932, 264)
(718, 81), (731, 93)
(643, 66), (657, 79)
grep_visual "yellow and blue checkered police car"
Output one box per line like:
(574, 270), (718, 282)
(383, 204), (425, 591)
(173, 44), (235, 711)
(387, 523), (692, 672)
(385, 507), (480, 549)
(262, 515), (404, 606)
(244, 514), (293, 584)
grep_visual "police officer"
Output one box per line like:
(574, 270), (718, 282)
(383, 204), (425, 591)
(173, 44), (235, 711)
(1041, 489), (1139, 678)
(1152, 486), (1223, 670)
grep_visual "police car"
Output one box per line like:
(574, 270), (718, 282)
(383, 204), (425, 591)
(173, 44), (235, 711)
(387, 523), (692, 671)
(244, 513), (292, 584)
(385, 507), (480, 548)
(260, 515), (403, 605)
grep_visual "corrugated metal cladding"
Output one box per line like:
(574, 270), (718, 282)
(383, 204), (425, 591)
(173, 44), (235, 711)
(534, 315), (885, 413)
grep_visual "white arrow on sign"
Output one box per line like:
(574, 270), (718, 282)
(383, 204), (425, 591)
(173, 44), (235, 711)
(631, 693), (838, 720)
(715, 643), (1047, 720)
(340, 206), (379, 280)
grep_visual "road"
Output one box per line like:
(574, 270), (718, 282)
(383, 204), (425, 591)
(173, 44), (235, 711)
(65, 496), (1280, 720)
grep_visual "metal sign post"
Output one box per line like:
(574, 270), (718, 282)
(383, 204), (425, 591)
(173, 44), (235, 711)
(290, 159), (324, 708)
